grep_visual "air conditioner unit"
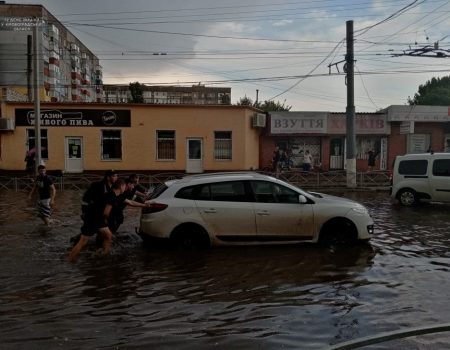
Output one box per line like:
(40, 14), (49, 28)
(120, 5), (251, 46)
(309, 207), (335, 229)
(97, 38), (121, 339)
(252, 113), (266, 128)
(0, 118), (15, 131)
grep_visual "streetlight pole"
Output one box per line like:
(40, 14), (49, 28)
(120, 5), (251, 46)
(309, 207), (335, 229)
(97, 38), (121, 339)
(33, 19), (41, 172)
(346, 20), (356, 188)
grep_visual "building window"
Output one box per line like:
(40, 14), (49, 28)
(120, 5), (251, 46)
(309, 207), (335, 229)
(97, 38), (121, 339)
(214, 131), (232, 160)
(27, 129), (48, 159)
(356, 137), (381, 160)
(101, 130), (122, 160)
(407, 134), (431, 153)
(157, 130), (175, 160)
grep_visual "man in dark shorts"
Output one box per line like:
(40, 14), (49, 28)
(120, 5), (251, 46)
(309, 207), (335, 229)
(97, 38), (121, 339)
(69, 170), (118, 245)
(68, 178), (150, 262)
(28, 164), (56, 225)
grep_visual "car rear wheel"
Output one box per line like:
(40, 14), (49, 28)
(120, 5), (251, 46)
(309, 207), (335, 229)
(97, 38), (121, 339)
(319, 218), (358, 245)
(170, 224), (211, 249)
(398, 188), (417, 206)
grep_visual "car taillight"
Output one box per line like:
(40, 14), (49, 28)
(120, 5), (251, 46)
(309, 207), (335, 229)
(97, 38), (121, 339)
(142, 203), (168, 214)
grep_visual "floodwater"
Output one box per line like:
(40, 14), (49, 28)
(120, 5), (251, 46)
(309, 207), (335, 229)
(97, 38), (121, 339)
(0, 189), (449, 350)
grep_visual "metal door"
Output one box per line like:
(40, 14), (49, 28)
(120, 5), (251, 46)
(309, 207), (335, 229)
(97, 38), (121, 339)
(65, 137), (83, 173)
(330, 138), (344, 169)
(186, 138), (203, 173)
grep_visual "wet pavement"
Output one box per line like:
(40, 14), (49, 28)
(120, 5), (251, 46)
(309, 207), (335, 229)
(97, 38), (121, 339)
(0, 189), (449, 349)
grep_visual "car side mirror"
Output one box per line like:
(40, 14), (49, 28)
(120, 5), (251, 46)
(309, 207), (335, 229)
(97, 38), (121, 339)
(299, 195), (308, 204)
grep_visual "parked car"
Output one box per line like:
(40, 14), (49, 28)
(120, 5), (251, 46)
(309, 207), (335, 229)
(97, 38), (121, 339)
(138, 172), (374, 247)
(391, 152), (450, 206)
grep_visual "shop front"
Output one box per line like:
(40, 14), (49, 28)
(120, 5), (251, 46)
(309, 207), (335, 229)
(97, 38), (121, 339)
(328, 112), (390, 171)
(0, 102), (261, 173)
(264, 112), (327, 171)
(262, 111), (390, 172)
(386, 105), (450, 160)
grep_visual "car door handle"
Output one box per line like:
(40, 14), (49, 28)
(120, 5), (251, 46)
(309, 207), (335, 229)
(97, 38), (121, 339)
(256, 210), (270, 216)
(203, 209), (217, 213)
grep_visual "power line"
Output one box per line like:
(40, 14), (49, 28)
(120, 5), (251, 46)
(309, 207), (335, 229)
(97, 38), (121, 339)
(354, 0), (424, 37)
(267, 38), (346, 100)
(65, 23), (339, 43)
(54, 0), (407, 17)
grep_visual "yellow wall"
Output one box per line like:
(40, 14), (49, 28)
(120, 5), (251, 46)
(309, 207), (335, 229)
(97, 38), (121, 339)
(0, 102), (262, 172)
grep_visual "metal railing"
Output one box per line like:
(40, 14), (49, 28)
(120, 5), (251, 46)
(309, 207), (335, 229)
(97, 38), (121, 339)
(267, 170), (391, 189)
(0, 170), (390, 192)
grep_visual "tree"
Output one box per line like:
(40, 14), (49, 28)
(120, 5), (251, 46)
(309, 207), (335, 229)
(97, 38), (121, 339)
(408, 76), (450, 106)
(129, 82), (144, 103)
(235, 96), (291, 112)
(236, 95), (254, 106)
(259, 100), (291, 112)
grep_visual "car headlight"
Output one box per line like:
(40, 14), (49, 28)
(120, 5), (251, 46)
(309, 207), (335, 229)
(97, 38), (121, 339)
(350, 206), (369, 215)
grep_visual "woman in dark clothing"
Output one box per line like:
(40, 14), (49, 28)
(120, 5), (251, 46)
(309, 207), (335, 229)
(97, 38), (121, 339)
(367, 149), (377, 171)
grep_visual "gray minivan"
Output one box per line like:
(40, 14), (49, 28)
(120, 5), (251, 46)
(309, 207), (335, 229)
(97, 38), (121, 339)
(391, 153), (450, 206)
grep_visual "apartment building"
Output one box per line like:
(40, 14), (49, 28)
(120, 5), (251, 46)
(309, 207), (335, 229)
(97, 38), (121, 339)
(0, 2), (103, 103)
(103, 84), (231, 105)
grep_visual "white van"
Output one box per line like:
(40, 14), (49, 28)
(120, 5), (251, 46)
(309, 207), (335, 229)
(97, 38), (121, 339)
(391, 153), (450, 206)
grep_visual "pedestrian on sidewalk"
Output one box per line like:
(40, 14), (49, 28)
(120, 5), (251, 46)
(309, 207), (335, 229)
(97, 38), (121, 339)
(367, 149), (377, 172)
(24, 148), (36, 175)
(302, 150), (313, 172)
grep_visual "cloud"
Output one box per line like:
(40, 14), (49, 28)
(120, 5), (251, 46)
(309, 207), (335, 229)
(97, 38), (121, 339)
(272, 19), (293, 27)
(9, 0), (450, 111)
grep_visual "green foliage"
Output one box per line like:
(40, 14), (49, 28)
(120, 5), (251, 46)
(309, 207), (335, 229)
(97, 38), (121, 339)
(259, 100), (292, 112)
(236, 96), (292, 111)
(236, 95), (254, 106)
(129, 82), (144, 103)
(408, 76), (450, 106)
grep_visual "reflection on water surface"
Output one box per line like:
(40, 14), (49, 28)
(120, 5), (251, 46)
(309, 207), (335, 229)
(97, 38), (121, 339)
(0, 190), (449, 349)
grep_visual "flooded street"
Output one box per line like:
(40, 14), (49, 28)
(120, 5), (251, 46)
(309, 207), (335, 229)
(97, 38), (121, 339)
(0, 189), (449, 349)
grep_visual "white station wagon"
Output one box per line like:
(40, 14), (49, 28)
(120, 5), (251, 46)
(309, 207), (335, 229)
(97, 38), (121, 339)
(139, 172), (374, 247)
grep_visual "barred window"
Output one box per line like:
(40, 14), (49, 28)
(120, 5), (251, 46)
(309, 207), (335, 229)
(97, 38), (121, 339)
(214, 131), (232, 160)
(157, 130), (175, 160)
(27, 129), (48, 159)
(101, 130), (122, 160)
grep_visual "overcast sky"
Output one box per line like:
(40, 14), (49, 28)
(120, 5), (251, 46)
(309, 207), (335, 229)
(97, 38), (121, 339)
(10, 0), (450, 111)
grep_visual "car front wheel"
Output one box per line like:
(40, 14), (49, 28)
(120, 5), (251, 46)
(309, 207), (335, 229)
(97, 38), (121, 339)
(398, 188), (417, 206)
(319, 218), (358, 245)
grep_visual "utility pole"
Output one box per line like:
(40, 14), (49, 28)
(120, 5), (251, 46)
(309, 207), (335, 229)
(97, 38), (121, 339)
(33, 20), (41, 172)
(345, 20), (356, 188)
(27, 35), (32, 102)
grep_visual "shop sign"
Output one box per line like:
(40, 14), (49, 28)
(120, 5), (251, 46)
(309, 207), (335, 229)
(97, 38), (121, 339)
(400, 121), (415, 134)
(270, 112), (327, 134)
(328, 114), (389, 134)
(15, 109), (131, 127)
(387, 105), (450, 122)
